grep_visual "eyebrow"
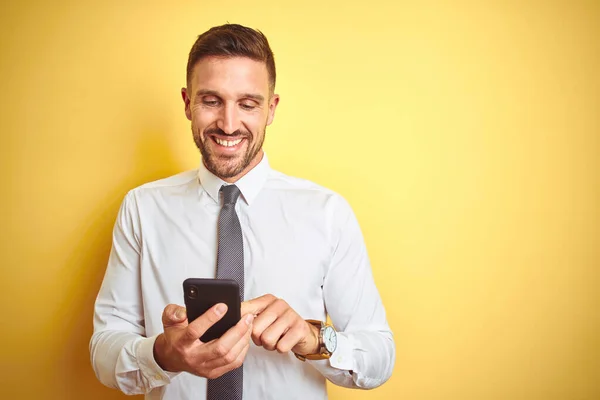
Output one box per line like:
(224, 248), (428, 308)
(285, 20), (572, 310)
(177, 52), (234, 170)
(195, 89), (265, 103)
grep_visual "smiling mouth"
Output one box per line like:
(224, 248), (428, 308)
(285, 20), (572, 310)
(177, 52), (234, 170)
(212, 137), (244, 147)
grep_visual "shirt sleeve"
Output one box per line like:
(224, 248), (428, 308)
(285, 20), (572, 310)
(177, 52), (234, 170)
(306, 194), (396, 389)
(89, 191), (178, 395)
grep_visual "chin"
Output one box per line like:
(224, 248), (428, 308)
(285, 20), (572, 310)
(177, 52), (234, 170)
(209, 158), (246, 179)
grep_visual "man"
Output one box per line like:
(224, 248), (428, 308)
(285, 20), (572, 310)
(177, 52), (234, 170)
(90, 24), (394, 400)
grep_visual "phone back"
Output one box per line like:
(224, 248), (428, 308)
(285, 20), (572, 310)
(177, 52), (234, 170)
(183, 278), (241, 343)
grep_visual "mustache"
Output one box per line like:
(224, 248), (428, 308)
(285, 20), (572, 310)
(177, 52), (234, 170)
(204, 127), (252, 139)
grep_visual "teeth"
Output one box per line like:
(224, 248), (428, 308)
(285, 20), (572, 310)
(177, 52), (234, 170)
(215, 138), (242, 147)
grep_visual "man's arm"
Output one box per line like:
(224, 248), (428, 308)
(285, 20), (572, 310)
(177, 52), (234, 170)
(308, 194), (395, 389)
(89, 192), (175, 395)
(242, 194), (395, 389)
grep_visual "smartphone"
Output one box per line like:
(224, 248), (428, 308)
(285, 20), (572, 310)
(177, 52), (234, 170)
(182, 278), (241, 343)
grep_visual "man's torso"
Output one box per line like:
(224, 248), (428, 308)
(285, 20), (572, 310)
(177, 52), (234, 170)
(130, 168), (339, 399)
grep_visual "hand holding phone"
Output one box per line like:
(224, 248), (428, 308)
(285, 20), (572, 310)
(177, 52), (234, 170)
(152, 279), (252, 379)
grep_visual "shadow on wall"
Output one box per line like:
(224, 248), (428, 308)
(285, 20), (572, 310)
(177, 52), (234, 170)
(55, 127), (186, 399)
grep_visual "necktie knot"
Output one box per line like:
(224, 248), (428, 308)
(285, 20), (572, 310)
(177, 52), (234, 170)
(221, 184), (241, 206)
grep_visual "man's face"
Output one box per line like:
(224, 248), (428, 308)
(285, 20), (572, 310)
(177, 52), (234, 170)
(182, 56), (279, 182)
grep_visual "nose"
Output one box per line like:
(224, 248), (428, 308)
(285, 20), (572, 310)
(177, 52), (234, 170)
(216, 102), (241, 134)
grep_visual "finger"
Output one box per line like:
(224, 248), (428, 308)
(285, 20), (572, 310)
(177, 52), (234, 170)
(181, 303), (228, 345)
(205, 341), (251, 380)
(250, 309), (279, 347)
(259, 309), (297, 351)
(276, 325), (306, 353)
(250, 298), (289, 346)
(204, 313), (254, 362)
(203, 318), (253, 369)
(162, 304), (188, 328)
(241, 294), (277, 316)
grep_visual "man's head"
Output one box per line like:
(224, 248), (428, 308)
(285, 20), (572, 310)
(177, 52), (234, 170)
(182, 24), (279, 182)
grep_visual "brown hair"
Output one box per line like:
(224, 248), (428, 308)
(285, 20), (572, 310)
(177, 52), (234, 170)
(186, 24), (276, 93)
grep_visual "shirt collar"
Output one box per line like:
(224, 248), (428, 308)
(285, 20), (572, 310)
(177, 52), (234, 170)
(197, 152), (270, 206)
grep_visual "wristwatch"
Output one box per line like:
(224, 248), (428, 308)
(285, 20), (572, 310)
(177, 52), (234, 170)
(294, 319), (338, 361)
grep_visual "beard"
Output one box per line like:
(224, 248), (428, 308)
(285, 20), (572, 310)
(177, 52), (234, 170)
(194, 126), (265, 179)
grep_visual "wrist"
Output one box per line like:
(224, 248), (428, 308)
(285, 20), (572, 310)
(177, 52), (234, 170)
(153, 334), (171, 371)
(294, 320), (338, 362)
(306, 322), (320, 355)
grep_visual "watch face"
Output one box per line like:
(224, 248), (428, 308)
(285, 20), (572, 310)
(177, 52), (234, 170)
(323, 326), (337, 353)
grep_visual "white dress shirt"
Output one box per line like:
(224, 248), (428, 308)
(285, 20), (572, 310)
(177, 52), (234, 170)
(90, 154), (395, 400)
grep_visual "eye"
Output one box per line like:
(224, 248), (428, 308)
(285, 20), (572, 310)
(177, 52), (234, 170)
(240, 102), (257, 111)
(202, 98), (221, 107)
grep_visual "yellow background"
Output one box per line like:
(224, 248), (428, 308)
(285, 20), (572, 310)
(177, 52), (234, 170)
(1, 1), (598, 399)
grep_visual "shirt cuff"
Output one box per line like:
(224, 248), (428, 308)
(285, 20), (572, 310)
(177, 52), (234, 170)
(136, 333), (180, 388)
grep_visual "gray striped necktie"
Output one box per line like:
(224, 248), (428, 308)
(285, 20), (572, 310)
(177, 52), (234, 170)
(207, 184), (244, 400)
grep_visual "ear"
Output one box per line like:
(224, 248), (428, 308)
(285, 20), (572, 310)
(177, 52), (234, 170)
(181, 87), (192, 121)
(266, 94), (280, 126)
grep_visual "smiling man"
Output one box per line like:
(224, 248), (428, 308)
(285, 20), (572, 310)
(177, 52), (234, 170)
(90, 24), (395, 400)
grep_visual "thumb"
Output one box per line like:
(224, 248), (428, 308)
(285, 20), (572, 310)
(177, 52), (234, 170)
(162, 304), (188, 328)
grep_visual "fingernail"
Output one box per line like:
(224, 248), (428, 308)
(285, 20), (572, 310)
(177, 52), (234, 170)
(244, 314), (254, 325)
(216, 303), (227, 316)
(174, 308), (185, 320)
